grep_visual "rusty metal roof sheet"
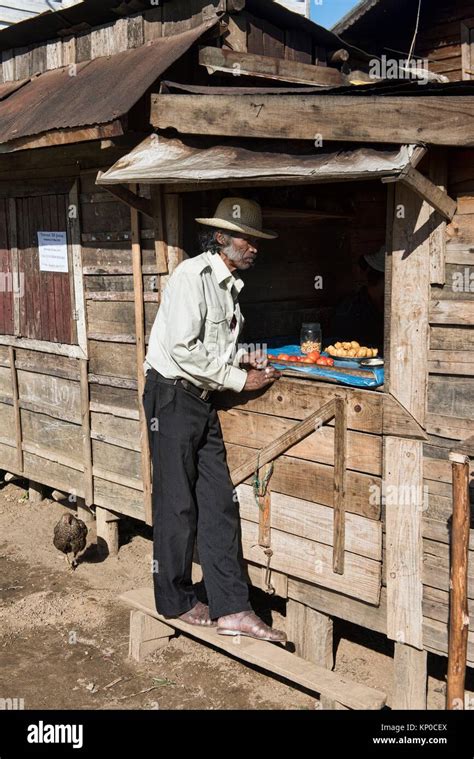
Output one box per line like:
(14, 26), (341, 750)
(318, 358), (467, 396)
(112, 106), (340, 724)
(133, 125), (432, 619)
(0, 19), (216, 146)
(97, 133), (421, 186)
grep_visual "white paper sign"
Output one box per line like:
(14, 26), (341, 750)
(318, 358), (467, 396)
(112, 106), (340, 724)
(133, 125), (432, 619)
(38, 231), (68, 273)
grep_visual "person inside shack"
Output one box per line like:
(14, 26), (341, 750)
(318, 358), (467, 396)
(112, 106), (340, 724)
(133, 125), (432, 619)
(142, 198), (287, 643)
(331, 245), (386, 354)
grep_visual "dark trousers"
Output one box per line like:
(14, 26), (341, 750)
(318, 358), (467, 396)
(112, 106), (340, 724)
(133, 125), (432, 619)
(142, 369), (252, 620)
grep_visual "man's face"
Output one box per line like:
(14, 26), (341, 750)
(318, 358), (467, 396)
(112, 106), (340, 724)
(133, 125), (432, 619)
(217, 231), (259, 271)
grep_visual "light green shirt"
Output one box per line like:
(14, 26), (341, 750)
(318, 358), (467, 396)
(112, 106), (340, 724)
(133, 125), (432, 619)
(144, 251), (248, 393)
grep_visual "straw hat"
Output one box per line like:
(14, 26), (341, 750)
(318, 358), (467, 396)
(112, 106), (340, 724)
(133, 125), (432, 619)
(364, 245), (386, 273)
(195, 197), (278, 240)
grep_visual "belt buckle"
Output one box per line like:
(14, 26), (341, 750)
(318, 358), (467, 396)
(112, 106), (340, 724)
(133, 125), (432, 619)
(200, 388), (209, 400)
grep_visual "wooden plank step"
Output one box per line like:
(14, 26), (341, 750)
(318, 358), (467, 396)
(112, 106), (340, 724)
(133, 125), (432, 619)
(119, 587), (387, 710)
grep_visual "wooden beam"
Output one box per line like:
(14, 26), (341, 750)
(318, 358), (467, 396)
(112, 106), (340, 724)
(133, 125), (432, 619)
(9, 347), (23, 474)
(0, 121), (124, 154)
(230, 400), (336, 487)
(333, 397), (347, 575)
(80, 358), (94, 507)
(199, 46), (344, 86)
(398, 167), (457, 222)
(99, 180), (154, 221)
(130, 193), (153, 527)
(385, 438), (424, 650)
(389, 182), (431, 425)
(151, 94), (474, 147)
(428, 149), (448, 285)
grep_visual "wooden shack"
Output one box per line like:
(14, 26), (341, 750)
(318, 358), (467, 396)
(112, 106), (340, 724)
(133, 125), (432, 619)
(0, 0), (473, 710)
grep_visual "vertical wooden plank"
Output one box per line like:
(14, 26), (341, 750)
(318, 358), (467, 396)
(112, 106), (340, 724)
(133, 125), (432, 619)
(127, 15), (145, 49)
(461, 20), (473, 80)
(392, 643), (427, 709)
(385, 437), (423, 650)
(46, 40), (62, 71)
(257, 463), (272, 547)
(76, 33), (91, 63)
(90, 25), (112, 59)
(285, 29), (312, 64)
(2, 51), (14, 83)
(224, 13), (248, 52)
(389, 183), (430, 424)
(333, 397), (347, 574)
(131, 192), (153, 527)
(164, 194), (185, 274)
(31, 44), (47, 76)
(49, 194), (71, 344)
(261, 19), (284, 59)
(447, 454), (470, 710)
(69, 180), (87, 357)
(383, 183), (395, 391)
(429, 150), (447, 286)
(9, 347), (23, 474)
(61, 192), (77, 345)
(62, 37), (76, 66)
(18, 197), (30, 339)
(41, 194), (58, 343)
(151, 186), (169, 275)
(14, 47), (32, 80)
(8, 199), (20, 336)
(29, 195), (43, 341)
(0, 199), (14, 335)
(110, 17), (129, 54)
(80, 358), (93, 507)
(144, 7), (163, 41)
(247, 15), (264, 55)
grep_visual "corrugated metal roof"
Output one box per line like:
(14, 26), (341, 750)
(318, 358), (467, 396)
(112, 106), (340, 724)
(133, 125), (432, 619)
(332, 0), (380, 35)
(0, 19), (217, 146)
(97, 133), (420, 185)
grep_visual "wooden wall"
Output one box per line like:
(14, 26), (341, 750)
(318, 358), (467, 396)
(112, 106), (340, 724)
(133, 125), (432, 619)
(418, 146), (474, 662)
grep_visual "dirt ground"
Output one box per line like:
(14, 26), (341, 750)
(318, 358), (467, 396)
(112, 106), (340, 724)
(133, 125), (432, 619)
(0, 480), (469, 711)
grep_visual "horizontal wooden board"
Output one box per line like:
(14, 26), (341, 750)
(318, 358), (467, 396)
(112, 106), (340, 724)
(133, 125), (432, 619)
(429, 298), (474, 325)
(430, 325), (474, 350)
(17, 370), (81, 424)
(88, 340), (136, 380)
(227, 443), (381, 520)
(0, 439), (20, 473)
(218, 378), (383, 434)
(240, 519), (381, 605)
(0, 402), (15, 445)
(237, 484), (382, 561)
(23, 450), (84, 497)
(219, 407), (382, 475)
(93, 477), (145, 521)
(14, 349), (80, 381)
(89, 384), (138, 419)
(91, 439), (142, 483)
(86, 300), (158, 337)
(21, 408), (82, 464)
(0, 366), (12, 398)
(90, 412), (140, 450)
(428, 374), (473, 419)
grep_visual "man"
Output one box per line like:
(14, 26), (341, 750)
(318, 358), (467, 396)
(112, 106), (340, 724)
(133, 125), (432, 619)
(143, 197), (286, 643)
(331, 246), (385, 352)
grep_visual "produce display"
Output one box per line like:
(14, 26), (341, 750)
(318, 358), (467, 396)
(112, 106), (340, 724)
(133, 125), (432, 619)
(274, 350), (334, 367)
(325, 341), (379, 358)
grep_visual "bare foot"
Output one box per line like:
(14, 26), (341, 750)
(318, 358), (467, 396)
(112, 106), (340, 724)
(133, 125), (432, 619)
(178, 601), (216, 627)
(217, 610), (286, 643)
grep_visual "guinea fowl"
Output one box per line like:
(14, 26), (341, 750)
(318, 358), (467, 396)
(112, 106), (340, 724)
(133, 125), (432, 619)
(53, 513), (88, 570)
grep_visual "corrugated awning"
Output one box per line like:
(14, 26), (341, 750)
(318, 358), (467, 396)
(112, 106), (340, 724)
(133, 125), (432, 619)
(97, 134), (423, 186)
(0, 19), (217, 147)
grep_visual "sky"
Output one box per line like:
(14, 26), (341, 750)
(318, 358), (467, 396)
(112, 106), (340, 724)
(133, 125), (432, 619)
(309, 0), (360, 29)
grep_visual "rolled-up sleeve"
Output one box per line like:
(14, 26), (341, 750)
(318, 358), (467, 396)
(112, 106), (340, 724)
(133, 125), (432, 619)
(163, 271), (248, 393)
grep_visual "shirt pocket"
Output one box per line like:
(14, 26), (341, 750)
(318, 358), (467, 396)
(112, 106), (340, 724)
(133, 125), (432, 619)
(205, 306), (228, 359)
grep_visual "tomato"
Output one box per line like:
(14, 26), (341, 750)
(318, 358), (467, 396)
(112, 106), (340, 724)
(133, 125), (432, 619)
(302, 357), (314, 363)
(326, 358), (334, 366)
(287, 356), (298, 362)
(277, 353), (290, 360)
(317, 357), (335, 367)
(307, 350), (320, 362)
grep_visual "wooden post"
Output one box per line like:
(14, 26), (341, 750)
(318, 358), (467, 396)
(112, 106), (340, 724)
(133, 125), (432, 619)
(96, 506), (120, 557)
(392, 643), (427, 710)
(429, 149), (448, 286)
(28, 480), (45, 504)
(130, 190), (153, 527)
(150, 185), (168, 274)
(129, 609), (172, 662)
(447, 450), (470, 710)
(80, 358), (93, 507)
(9, 347), (23, 473)
(77, 497), (94, 526)
(286, 599), (334, 669)
(257, 462), (272, 547)
(333, 397), (347, 574)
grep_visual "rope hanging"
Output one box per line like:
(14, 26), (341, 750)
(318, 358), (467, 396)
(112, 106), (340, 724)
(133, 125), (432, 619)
(252, 450), (275, 595)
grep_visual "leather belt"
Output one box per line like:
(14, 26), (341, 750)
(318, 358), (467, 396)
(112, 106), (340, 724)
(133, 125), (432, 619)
(148, 368), (211, 401)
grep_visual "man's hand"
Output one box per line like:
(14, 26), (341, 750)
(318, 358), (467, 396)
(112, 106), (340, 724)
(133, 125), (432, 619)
(240, 349), (268, 370)
(243, 367), (281, 391)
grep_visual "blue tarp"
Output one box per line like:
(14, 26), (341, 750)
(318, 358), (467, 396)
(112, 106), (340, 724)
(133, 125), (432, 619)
(266, 344), (384, 389)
